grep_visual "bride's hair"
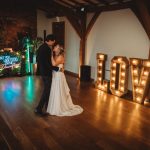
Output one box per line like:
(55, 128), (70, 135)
(59, 46), (64, 56)
(53, 42), (64, 56)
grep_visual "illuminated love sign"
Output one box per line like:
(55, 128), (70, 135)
(0, 56), (19, 66)
(96, 53), (150, 104)
(0, 51), (21, 69)
(130, 58), (150, 104)
(110, 56), (129, 97)
(96, 53), (109, 92)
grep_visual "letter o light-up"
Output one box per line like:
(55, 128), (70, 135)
(110, 56), (129, 97)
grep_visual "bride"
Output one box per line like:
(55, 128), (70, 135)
(47, 43), (83, 116)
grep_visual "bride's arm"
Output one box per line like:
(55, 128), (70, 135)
(51, 55), (64, 66)
(51, 55), (56, 66)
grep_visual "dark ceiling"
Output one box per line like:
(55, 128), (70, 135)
(0, 0), (149, 17)
(52, 0), (132, 9)
(37, 0), (149, 18)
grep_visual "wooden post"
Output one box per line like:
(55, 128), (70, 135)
(79, 12), (86, 66)
(85, 11), (101, 39)
(148, 27), (150, 62)
(134, 0), (150, 39)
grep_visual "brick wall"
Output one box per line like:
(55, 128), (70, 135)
(0, 8), (37, 50)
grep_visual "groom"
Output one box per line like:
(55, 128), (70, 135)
(35, 34), (59, 116)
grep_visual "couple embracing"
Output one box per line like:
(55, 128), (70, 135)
(35, 34), (83, 117)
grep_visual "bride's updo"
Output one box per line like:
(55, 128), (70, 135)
(53, 42), (64, 56)
(59, 46), (64, 55)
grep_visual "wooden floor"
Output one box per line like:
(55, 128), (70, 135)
(0, 75), (150, 150)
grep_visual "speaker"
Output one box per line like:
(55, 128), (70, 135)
(80, 65), (91, 81)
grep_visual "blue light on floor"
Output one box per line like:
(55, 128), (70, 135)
(1, 81), (21, 104)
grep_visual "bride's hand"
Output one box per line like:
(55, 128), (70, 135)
(59, 68), (63, 72)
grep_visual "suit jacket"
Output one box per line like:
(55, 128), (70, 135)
(36, 43), (59, 76)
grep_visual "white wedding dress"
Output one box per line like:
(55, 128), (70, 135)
(47, 64), (83, 116)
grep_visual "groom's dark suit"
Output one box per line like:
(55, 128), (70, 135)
(36, 43), (59, 112)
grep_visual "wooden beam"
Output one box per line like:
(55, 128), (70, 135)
(85, 11), (101, 38)
(79, 12), (87, 66)
(70, 0), (84, 6)
(55, 0), (74, 8)
(133, 0), (150, 39)
(149, 48), (150, 59)
(66, 15), (82, 38)
(85, 1), (133, 12)
(83, 0), (97, 6)
(79, 11), (101, 66)
(116, 0), (124, 4)
(96, 0), (110, 5)
(48, 1), (81, 18)
(46, 1), (82, 38)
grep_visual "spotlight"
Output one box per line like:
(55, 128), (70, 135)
(81, 7), (85, 11)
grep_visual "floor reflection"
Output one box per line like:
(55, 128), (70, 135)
(0, 80), (21, 105)
(24, 76), (35, 103)
(0, 76), (36, 106)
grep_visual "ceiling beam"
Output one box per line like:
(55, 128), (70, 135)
(85, 1), (133, 12)
(55, 0), (74, 8)
(83, 0), (97, 6)
(49, 1), (83, 38)
(96, 0), (110, 5)
(116, 0), (124, 4)
(70, 0), (84, 6)
(47, 1), (81, 19)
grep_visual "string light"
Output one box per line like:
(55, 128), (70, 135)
(22, 55), (25, 59)
(121, 80), (125, 84)
(98, 78), (101, 81)
(113, 63), (116, 67)
(144, 71), (149, 76)
(120, 87), (124, 91)
(132, 60), (138, 65)
(99, 55), (104, 59)
(136, 97), (141, 102)
(134, 79), (138, 84)
(111, 84), (115, 88)
(112, 70), (116, 74)
(121, 72), (125, 77)
(146, 62), (150, 67)
(133, 69), (138, 75)
(112, 77), (115, 81)
(99, 63), (102, 66)
(118, 58), (122, 62)
(141, 80), (146, 85)
(122, 64), (126, 69)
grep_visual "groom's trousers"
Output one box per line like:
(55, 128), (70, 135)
(36, 76), (52, 112)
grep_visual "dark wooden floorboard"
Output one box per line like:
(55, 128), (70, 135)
(0, 75), (150, 150)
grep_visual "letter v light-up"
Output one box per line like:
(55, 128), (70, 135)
(130, 58), (150, 104)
